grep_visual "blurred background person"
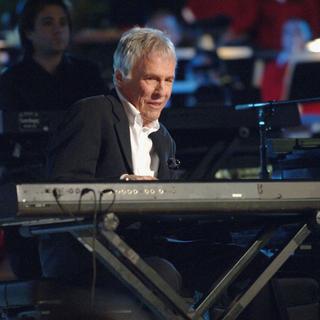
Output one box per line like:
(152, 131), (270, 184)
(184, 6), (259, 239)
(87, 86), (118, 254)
(0, 0), (106, 282)
(0, 0), (106, 112)
(255, 0), (320, 51)
(145, 10), (185, 46)
(260, 18), (313, 102)
(260, 18), (320, 138)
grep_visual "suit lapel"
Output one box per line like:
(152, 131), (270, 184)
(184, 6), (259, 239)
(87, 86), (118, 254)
(149, 130), (171, 179)
(109, 93), (133, 173)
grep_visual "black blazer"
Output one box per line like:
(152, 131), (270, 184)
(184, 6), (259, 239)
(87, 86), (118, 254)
(48, 90), (177, 181)
(41, 91), (178, 282)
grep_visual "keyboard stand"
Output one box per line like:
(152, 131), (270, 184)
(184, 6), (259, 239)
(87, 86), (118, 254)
(23, 210), (315, 320)
(73, 227), (194, 320)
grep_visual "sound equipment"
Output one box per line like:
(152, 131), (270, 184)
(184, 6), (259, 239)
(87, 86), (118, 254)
(0, 181), (320, 223)
(0, 110), (64, 135)
(268, 138), (320, 156)
(0, 111), (64, 181)
(268, 138), (320, 179)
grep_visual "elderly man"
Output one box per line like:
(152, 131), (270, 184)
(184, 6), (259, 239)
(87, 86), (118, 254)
(41, 27), (179, 291)
(48, 26), (177, 182)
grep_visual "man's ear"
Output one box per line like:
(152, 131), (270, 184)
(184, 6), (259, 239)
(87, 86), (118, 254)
(115, 70), (124, 87)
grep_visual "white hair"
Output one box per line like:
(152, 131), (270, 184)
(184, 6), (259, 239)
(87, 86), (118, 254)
(113, 27), (176, 83)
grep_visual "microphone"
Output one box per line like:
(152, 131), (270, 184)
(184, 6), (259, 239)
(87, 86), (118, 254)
(167, 157), (181, 170)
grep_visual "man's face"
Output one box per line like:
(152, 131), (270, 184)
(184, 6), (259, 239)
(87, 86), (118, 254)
(27, 5), (70, 56)
(117, 52), (176, 127)
(282, 22), (306, 53)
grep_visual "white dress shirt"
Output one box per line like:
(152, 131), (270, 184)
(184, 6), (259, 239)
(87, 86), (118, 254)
(116, 89), (160, 177)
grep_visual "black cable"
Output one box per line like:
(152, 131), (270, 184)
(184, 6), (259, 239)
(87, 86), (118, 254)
(84, 188), (116, 306)
(99, 188), (116, 216)
(78, 188), (98, 307)
(53, 187), (98, 306)
(77, 188), (93, 213)
(52, 188), (77, 219)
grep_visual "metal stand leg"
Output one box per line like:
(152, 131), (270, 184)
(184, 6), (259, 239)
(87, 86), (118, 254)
(72, 228), (199, 320)
(193, 226), (277, 318)
(222, 223), (311, 320)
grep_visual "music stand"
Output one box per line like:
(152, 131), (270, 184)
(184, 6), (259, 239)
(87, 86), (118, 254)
(282, 52), (320, 100)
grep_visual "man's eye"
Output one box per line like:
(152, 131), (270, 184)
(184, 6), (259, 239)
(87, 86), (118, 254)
(145, 78), (157, 82)
(42, 20), (52, 26)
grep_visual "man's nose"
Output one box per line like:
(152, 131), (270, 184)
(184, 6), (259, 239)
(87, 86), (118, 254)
(155, 81), (164, 94)
(53, 21), (63, 33)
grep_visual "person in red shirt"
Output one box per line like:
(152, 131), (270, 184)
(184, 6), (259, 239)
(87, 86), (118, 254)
(261, 18), (312, 101)
(260, 18), (320, 117)
(256, 0), (320, 50)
